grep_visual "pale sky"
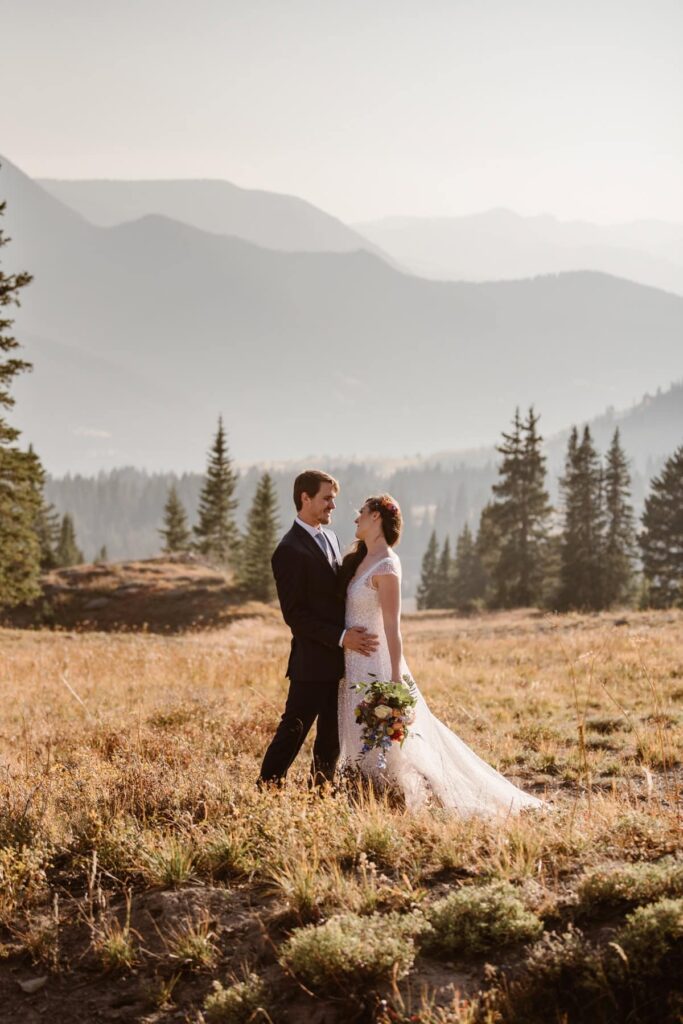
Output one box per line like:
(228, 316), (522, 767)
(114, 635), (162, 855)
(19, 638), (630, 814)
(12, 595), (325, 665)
(2, 0), (682, 223)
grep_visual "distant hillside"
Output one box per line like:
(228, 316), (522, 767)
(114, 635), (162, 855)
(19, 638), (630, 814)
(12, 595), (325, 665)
(39, 176), (378, 255)
(3, 157), (682, 477)
(544, 380), (683, 475)
(356, 210), (683, 296)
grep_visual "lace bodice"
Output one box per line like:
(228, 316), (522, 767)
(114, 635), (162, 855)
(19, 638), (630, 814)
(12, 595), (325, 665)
(344, 553), (401, 681)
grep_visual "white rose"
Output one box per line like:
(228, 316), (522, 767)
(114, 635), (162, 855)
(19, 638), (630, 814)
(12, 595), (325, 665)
(374, 704), (392, 719)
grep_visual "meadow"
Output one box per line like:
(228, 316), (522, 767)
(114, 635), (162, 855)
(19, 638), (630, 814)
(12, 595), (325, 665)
(1, 608), (682, 1023)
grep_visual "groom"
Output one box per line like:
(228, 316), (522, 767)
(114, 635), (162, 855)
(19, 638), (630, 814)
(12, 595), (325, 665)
(258, 469), (378, 787)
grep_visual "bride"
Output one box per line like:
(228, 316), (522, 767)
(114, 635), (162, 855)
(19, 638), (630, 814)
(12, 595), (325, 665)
(337, 494), (543, 816)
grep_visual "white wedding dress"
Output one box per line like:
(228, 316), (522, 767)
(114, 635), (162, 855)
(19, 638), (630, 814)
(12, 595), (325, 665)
(338, 552), (543, 816)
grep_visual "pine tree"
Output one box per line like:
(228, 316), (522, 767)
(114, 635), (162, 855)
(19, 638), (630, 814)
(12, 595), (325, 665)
(55, 513), (83, 567)
(452, 524), (486, 612)
(193, 418), (239, 566)
(35, 498), (60, 571)
(416, 529), (439, 610)
(433, 536), (453, 608)
(475, 502), (502, 609)
(238, 472), (280, 601)
(159, 484), (191, 554)
(96, 545), (108, 562)
(639, 444), (683, 608)
(558, 426), (605, 610)
(0, 187), (43, 609)
(491, 407), (551, 607)
(602, 428), (636, 606)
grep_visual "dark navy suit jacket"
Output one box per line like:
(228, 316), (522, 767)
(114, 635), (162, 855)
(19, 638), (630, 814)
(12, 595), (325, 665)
(271, 521), (346, 683)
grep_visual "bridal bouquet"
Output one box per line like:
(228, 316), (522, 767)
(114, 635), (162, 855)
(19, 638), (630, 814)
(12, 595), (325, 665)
(351, 675), (418, 768)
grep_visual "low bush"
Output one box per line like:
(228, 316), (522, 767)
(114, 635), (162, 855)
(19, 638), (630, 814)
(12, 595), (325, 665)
(425, 881), (543, 957)
(204, 973), (268, 1024)
(279, 910), (429, 991)
(485, 927), (608, 1023)
(577, 857), (683, 915)
(613, 896), (683, 977)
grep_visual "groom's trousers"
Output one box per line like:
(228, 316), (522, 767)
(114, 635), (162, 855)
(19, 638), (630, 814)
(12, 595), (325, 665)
(258, 676), (340, 786)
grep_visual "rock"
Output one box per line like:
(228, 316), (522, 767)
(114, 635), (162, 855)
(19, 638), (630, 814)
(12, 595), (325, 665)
(17, 976), (48, 994)
(84, 597), (110, 610)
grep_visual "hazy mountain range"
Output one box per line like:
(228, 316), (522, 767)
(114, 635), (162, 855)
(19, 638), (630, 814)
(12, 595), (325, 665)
(1, 155), (682, 478)
(357, 210), (683, 296)
(39, 177), (378, 255)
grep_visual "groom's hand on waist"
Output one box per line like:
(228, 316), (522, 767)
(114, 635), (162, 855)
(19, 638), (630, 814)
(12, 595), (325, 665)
(343, 627), (379, 656)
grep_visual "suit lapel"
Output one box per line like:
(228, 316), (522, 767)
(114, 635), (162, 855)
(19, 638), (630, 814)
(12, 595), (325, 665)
(322, 529), (342, 566)
(293, 521), (338, 575)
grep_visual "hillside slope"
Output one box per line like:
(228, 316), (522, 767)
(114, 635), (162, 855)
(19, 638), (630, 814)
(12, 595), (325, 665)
(2, 156), (682, 473)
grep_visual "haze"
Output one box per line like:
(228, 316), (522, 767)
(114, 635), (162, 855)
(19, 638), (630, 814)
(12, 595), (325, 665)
(3, 0), (682, 224)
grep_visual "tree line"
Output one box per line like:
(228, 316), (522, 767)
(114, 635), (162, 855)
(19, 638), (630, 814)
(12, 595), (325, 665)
(417, 408), (683, 612)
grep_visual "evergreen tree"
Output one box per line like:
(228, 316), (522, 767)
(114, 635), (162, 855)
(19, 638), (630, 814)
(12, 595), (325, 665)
(640, 444), (683, 608)
(433, 536), (453, 608)
(491, 407), (551, 607)
(558, 426), (605, 610)
(238, 472), (280, 601)
(0, 187), (43, 609)
(416, 529), (439, 610)
(452, 524), (486, 612)
(35, 498), (60, 571)
(96, 545), (108, 562)
(55, 513), (84, 567)
(159, 484), (191, 554)
(475, 502), (503, 609)
(193, 417), (239, 565)
(602, 428), (636, 606)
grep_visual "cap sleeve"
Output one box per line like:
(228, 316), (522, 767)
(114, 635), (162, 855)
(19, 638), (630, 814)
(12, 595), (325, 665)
(366, 555), (401, 587)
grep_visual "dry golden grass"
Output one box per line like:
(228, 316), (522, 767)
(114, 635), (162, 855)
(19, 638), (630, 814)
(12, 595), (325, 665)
(1, 608), (682, 1022)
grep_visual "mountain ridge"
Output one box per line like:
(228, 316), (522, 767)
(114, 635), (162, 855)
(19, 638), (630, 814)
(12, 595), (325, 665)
(2, 155), (682, 476)
(38, 174), (382, 256)
(356, 209), (683, 295)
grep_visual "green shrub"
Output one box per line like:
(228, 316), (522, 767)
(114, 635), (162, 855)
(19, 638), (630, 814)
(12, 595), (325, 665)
(614, 897), (683, 976)
(578, 858), (683, 914)
(485, 928), (608, 1023)
(279, 910), (429, 990)
(204, 973), (268, 1024)
(425, 881), (543, 957)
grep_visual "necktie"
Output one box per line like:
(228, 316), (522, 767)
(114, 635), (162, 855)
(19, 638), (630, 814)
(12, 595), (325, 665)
(315, 530), (335, 567)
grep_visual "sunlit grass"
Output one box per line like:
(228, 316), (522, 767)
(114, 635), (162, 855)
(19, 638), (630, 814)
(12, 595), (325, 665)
(1, 607), (682, 1020)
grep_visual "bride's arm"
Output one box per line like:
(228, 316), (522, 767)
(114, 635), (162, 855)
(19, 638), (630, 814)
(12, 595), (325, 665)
(375, 573), (403, 683)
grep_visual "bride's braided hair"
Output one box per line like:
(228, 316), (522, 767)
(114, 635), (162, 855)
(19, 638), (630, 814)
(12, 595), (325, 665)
(338, 494), (403, 596)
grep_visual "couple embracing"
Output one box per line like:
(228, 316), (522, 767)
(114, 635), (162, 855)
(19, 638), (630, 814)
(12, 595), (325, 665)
(259, 470), (541, 816)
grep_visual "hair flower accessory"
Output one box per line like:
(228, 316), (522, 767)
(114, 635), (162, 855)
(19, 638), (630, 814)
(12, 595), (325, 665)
(369, 495), (399, 515)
